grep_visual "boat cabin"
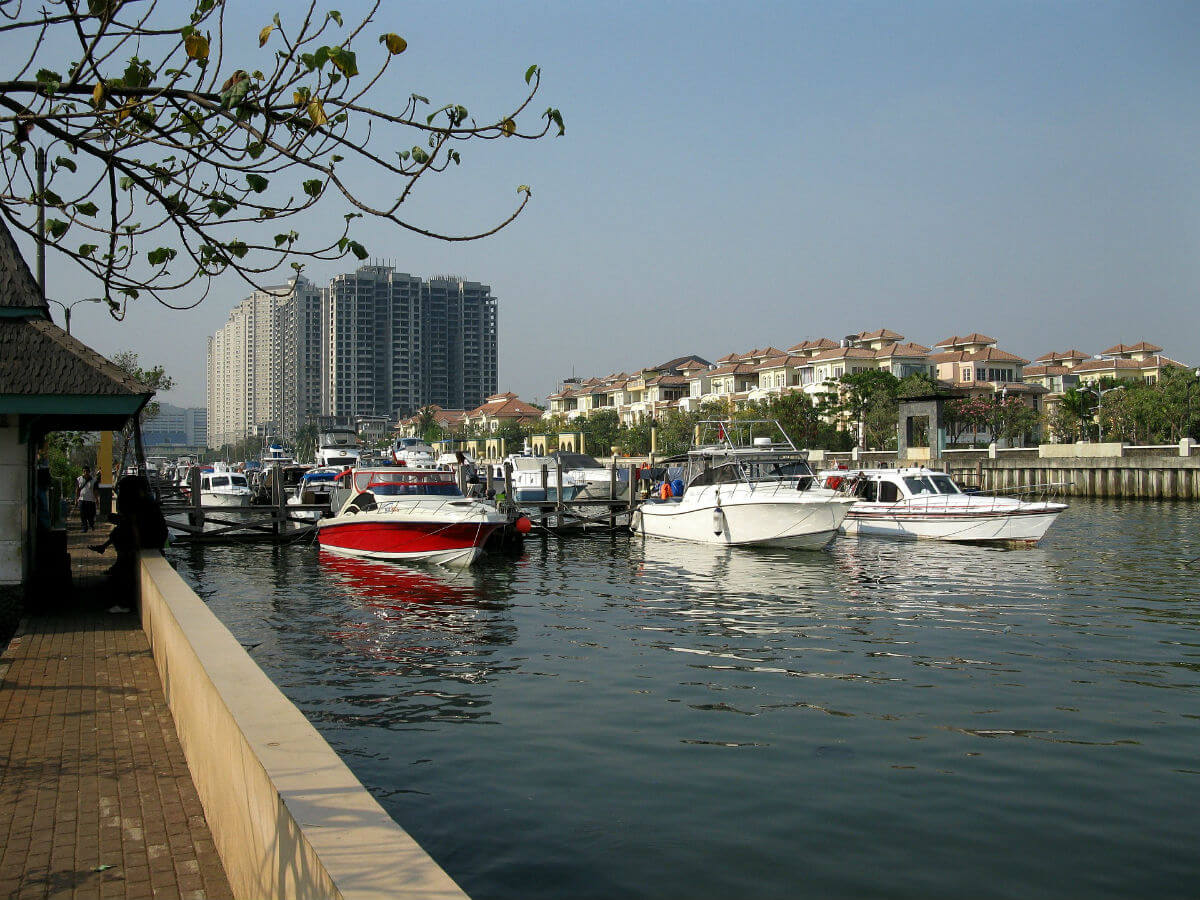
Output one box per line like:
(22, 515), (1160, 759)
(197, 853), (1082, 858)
(332, 467), (464, 513)
(832, 468), (963, 503)
(201, 471), (250, 492)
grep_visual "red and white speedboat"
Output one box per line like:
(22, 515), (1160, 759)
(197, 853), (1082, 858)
(317, 467), (508, 566)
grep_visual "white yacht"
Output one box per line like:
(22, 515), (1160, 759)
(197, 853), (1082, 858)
(818, 467), (1066, 544)
(631, 420), (856, 549)
(199, 464), (252, 508)
(392, 436), (437, 467)
(315, 427), (361, 467)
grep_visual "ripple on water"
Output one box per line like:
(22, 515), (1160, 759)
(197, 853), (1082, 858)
(173, 500), (1200, 900)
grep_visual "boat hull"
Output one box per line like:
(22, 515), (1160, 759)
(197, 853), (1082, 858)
(201, 491), (251, 508)
(634, 487), (855, 550)
(841, 502), (1065, 543)
(317, 519), (501, 566)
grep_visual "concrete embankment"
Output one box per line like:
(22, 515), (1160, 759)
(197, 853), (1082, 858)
(138, 551), (469, 900)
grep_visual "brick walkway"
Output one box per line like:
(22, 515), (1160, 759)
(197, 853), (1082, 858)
(0, 524), (232, 899)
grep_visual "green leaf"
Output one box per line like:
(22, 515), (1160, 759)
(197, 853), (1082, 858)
(246, 174), (268, 193)
(301, 179), (323, 198)
(411, 93), (429, 105)
(78, 243), (98, 256)
(329, 47), (357, 77)
(544, 107), (565, 136)
(54, 156), (77, 173)
(328, 9), (343, 26)
(73, 201), (99, 217)
(247, 142), (265, 160)
(36, 69), (62, 94)
(45, 218), (68, 239)
(227, 240), (249, 259)
(410, 147), (429, 164)
(118, 176), (134, 191)
(348, 240), (368, 260)
(525, 64), (539, 85)
(147, 247), (177, 266)
(274, 231), (298, 247)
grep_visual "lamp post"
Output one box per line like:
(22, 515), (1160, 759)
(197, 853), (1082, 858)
(1080, 383), (1124, 442)
(45, 297), (103, 335)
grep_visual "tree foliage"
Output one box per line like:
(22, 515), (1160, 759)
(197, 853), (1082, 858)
(111, 349), (173, 464)
(0, 0), (562, 315)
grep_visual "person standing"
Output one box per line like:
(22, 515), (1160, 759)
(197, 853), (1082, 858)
(76, 465), (99, 532)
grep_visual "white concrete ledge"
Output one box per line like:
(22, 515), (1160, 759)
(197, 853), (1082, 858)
(138, 551), (469, 900)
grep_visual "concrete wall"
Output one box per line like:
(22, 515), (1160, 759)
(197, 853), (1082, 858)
(0, 422), (28, 586)
(138, 552), (469, 900)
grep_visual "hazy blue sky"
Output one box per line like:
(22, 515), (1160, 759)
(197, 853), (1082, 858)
(19, 0), (1200, 407)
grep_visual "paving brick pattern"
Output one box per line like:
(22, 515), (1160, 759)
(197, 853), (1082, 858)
(0, 525), (233, 900)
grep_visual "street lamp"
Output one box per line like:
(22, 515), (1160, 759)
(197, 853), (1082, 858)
(45, 297), (104, 335)
(1079, 383), (1124, 442)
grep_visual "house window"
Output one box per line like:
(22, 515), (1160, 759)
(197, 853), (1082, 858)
(963, 369), (972, 381)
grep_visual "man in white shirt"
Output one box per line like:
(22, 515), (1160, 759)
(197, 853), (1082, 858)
(75, 465), (99, 532)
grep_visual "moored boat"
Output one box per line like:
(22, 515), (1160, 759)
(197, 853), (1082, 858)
(317, 467), (509, 566)
(631, 420), (856, 549)
(818, 466), (1066, 544)
(199, 464), (252, 508)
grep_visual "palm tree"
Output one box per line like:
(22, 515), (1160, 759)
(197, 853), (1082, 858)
(1057, 388), (1096, 441)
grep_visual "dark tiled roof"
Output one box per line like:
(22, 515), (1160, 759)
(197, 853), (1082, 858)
(0, 218), (48, 311)
(935, 333), (998, 348)
(0, 318), (151, 397)
(1101, 341), (1163, 355)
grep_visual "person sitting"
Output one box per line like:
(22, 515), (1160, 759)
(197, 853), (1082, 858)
(90, 475), (168, 611)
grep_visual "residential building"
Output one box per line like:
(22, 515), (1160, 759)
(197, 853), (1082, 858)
(207, 276), (322, 448)
(461, 392), (542, 432)
(1073, 342), (1188, 385)
(323, 267), (497, 421)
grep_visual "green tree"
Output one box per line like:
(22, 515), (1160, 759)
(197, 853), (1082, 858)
(0, 1), (562, 315)
(111, 350), (173, 467)
(294, 422), (319, 463)
(578, 409), (622, 457)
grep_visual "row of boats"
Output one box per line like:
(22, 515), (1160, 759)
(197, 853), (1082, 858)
(313, 420), (1068, 568)
(162, 420), (1067, 568)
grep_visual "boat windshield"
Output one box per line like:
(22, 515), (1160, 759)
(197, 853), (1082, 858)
(230, 475), (248, 488)
(354, 470), (462, 497)
(210, 476), (229, 487)
(928, 474), (960, 495)
(903, 476), (939, 496)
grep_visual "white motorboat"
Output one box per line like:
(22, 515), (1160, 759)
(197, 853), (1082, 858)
(392, 436), (437, 467)
(316, 427), (361, 467)
(287, 465), (341, 521)
(631, 420), (856, 549)
(818, 467), (1066, 544)
(317, 467), (510, 566)
(199, 464), (252, 508)
(501, 451), (628, 503)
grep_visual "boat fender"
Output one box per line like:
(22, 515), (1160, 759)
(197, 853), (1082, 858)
(827, 476), (842, 490)
(514, 515), (532, 534)
(660, 481), (672, 500)
(630, 509), (642, 532)
(712, 506), (724, 535)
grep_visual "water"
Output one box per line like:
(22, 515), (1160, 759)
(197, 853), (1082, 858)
(171, 500), (1200, 899)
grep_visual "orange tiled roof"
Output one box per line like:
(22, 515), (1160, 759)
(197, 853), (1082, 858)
(935, 333), (998, 348)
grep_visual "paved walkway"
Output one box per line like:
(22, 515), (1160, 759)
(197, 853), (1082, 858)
(0, 523), (233, 899)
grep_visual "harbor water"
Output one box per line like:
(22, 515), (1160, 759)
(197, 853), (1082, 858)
(171, 499), (1200, 899)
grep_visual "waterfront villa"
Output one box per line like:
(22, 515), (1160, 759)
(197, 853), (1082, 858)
(460, 392), (543, 432)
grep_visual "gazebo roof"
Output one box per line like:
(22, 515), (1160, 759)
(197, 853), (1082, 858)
(0, 219), (151, 430)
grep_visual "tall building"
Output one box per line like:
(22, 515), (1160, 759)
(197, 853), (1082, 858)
(323, 267), (497, 420)
(209, 267), (498, 447)
(143, 404), (207, 448)
(207, 276), (323, 448)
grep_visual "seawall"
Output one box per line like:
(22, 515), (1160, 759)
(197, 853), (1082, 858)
(137, 551), (469, 900)
(811, 442), (1200, 500)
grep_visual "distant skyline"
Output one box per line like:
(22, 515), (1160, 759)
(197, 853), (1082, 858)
(13, 1), (1199, 408)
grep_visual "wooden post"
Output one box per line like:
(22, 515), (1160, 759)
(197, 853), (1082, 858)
(504, 461), (513, 504)
(540, 463), (549, 530)
(628, 464), (638, 513)
(609, 459), (618, 530)
(273, 469), (286, 536)
(190, 466), (204, 530)
(555, 458), (565, 522)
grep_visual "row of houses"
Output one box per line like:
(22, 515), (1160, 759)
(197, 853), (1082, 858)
(541, 331), (1189, 427)
(392, 332), (1189, 441)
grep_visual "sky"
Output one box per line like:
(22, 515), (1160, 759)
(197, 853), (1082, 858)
(13, 0), (1200, 408)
